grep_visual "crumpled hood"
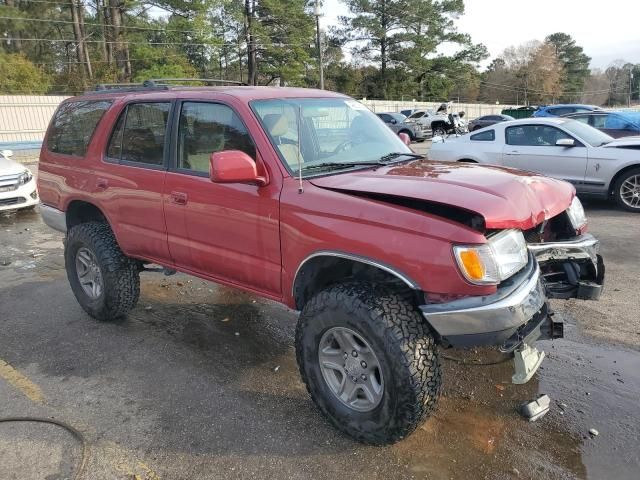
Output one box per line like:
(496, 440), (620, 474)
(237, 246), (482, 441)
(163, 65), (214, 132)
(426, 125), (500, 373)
(309, 161), (574, 230)
(0, 155), (27, 176)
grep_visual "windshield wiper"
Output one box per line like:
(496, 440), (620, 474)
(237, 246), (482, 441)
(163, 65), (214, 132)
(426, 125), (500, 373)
(301, 153), (425, 173)
(377, 152), (425, 162)
(301, 161), (387, 172)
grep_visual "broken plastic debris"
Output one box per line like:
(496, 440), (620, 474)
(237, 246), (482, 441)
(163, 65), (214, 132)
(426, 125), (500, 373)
(519, 394), (551, 422)
(589, 428), (599, 437)
(273, 365), (280, 373)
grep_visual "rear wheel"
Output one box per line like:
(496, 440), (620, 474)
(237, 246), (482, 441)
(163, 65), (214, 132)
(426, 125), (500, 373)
(613, 167), (640, 212)
(295, 282), (442, 445)
(432, 124), (446, 137)
(65, 222), (140, 321)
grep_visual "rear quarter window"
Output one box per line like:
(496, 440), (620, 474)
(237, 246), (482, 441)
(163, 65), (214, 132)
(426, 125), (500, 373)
(470, 130), (495, 141)
(46, 100), (112, 157)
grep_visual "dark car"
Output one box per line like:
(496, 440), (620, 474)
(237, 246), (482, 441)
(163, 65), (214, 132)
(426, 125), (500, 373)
(533, 104), (601, 117)
(376, 112), (425, 141)
(563, 111), (640, 138)
(468, 114), (514, 131)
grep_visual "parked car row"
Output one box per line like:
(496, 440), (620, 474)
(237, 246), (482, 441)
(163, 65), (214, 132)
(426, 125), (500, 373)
(375, 112), (426, 142)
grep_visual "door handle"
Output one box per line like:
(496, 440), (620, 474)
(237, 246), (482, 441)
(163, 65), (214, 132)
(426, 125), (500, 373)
(505, 151), (520, 156)
(171, 191), (188, 205)
(96, 178), (109, 190)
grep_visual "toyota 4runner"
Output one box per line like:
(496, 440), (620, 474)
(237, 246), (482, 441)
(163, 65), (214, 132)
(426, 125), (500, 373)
(38, 82), (604, 445)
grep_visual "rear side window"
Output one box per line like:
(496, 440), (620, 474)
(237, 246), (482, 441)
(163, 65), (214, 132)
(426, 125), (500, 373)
(106, 102), (171, 166)
(46, 100), (112, 157)
(471, 130), (495, 141)
(548, 107), (572, 116)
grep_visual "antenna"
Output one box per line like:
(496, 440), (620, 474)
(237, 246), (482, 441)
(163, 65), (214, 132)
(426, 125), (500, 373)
(296, 103), (304, 194)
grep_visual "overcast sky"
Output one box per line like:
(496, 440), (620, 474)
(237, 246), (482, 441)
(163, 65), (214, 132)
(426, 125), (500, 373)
(321, 0), (640, 69)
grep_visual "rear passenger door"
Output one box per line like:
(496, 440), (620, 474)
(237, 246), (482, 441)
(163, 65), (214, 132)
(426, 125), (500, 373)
(163, 101), (281, 297)
(99, 101), (173, 263)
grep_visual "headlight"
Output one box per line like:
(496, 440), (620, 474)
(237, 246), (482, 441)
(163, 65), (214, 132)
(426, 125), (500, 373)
(454, 229), (528, 285)
(566, 196), (587, 230)
(18, 170), (33, 185)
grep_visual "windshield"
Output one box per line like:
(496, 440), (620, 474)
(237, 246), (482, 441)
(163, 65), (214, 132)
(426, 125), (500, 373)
(561, 119), (614, 147)
(252, 98), (412, 175)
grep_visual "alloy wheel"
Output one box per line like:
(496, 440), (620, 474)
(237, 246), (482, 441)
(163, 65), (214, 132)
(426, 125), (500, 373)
(318, 327), (384, 412)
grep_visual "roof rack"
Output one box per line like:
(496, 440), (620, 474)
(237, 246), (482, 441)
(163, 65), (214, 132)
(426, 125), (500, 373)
(148, 78), (247, 86)
(90, 80), (169, 94)
(87, 78), (247, 95)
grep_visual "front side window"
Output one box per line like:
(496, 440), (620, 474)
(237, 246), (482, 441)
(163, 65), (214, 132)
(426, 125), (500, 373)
(177, 102), (256, 173)
(505, 125), (572, 146)
(409, 111), (425, 119)
(570, 114), (591, 125)
(471, 130), (495, 141)
(106, 102), (171, 165)
(591, 115), (607, 129)
(252, 98), (411, 175)
(46, 100), (112, 156)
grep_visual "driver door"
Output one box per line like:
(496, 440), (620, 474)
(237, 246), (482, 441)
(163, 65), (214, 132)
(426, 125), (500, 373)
(163, 101), (282, 296)
(502, 124), (588, 186)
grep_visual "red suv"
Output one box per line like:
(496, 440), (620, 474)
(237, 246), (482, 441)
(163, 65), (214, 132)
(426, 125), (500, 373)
(38, 83), (604, 444)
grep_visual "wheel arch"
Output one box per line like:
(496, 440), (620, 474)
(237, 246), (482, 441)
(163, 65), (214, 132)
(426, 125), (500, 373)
(292, 251), (422, 311)
(65, 200), (109, 229)
(609, 163), (640, 196)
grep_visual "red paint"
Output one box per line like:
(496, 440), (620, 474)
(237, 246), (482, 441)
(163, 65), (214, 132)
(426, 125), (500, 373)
(38, 87), (577, 309)
(210, 150), (267, 186)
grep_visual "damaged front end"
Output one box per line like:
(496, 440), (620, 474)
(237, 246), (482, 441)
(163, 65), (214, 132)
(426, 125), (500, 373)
(421, 200), (605, 385)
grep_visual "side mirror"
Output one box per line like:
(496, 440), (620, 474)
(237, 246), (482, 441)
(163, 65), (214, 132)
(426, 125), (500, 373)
(390, 118), (397, 124)
(209, 150), (267, 186)
(1, 149), (13, 158)
(398, 132), (411, 146)
(556, 138), (575, 147)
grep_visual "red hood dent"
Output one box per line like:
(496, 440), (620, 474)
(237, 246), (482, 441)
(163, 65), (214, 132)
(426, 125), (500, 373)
(309, 161), (574, 230)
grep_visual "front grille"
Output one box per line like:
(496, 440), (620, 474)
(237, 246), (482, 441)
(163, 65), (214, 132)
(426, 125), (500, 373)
(0, 173), (20, 192)
(0, 197), (26, 206)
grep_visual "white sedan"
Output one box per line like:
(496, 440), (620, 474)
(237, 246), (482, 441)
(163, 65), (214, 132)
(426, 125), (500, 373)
(0, 150), (39, 212)
(429, 117), (640, 212)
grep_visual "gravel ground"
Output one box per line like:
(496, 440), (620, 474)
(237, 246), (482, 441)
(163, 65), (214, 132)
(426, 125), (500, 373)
(0, 162), (638, 479)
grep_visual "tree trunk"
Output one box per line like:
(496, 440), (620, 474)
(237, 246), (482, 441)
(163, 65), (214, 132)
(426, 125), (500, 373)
(77, 2), (93, 79)
(95, 0), (109, 63)
(245, 0), (257, 85)
(108, 0), (131, 81)
(70, 2), (88, 86)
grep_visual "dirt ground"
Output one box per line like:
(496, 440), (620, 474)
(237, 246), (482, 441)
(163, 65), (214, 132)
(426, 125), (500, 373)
(0, 163), (638, 479)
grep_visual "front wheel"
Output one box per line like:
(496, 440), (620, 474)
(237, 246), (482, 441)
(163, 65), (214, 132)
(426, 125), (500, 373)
(65, 222), (140, 321)
(613, 167), (640, 212)
(295, 283), (442, 445)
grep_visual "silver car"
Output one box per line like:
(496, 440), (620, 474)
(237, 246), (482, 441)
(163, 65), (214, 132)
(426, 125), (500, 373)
(429, 117), (640, 212)
(376, 112), (426, 142)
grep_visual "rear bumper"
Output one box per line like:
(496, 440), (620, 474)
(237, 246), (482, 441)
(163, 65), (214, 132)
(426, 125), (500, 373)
(40, 204), (67, 233)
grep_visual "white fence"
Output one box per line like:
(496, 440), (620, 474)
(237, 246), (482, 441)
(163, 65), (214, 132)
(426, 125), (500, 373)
(1, 94), (638, 145)
(0, 95), (69, 143)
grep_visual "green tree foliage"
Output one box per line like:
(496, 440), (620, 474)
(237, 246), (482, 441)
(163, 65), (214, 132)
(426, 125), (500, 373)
(545, 32), (591, 102)
(336, 0), (487, 99)
(0, 52), (50, 93)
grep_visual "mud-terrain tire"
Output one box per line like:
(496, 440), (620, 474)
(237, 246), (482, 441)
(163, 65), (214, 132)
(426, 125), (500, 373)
(613, 167), (640, 212)
(65, 222), (140, 321)
(295, 282), (441, 445)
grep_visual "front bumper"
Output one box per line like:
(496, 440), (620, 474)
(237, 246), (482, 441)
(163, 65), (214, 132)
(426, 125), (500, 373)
(421, 254), (546, 347)
(0, 180), (39, 211)
(420, 234), (604, 348)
